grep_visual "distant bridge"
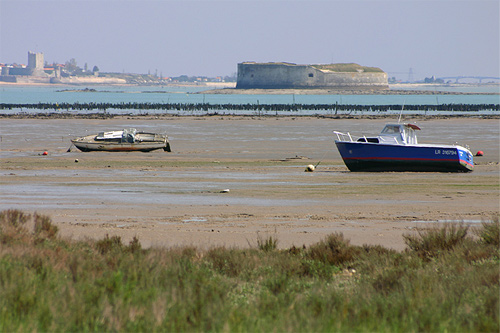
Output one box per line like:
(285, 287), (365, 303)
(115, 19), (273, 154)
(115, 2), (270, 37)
(438, 76), (500, 83)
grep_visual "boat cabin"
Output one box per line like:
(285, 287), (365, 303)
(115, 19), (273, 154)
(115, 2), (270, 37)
(357, 123), (420, 145)
(96, 128), (138, 143)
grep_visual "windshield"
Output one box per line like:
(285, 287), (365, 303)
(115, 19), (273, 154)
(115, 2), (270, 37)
(381, 125), (401, 135)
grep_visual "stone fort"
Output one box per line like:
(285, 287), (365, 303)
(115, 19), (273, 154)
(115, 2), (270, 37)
(236, 62), (388, 90)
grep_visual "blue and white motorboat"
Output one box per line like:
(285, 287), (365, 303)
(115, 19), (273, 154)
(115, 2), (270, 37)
(334, 123), (474, 172)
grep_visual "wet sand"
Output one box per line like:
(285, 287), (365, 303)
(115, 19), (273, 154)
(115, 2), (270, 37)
(1, 116), (498, 250)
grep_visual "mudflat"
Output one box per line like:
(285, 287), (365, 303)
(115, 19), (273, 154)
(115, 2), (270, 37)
(1, 116), (498, 250)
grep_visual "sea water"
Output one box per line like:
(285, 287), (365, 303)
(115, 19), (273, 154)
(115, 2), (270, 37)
(0, 84), (498, 115)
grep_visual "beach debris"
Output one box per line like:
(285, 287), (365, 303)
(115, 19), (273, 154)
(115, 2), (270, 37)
(220, 189), (230, 193)
(75, 159), (79, 163)
(278, 155), (309, 162)
(42, 151), (48, 156)
(342, 268), (357, 276)
(476, 150), (484, 156)
(305, 164), (315, 172)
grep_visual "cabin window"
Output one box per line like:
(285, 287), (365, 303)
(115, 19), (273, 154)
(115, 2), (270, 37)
(357, 137), (379, 143)
(308, 73), (314, 77)
(381, 125), (400, 134)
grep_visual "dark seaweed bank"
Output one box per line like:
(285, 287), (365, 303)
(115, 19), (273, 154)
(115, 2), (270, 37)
(0, 102), (498, 114)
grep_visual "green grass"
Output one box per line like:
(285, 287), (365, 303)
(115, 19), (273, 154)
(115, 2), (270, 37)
(0, 209), (498, 332)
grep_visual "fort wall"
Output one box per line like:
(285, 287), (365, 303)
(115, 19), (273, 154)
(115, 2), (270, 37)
(236, 62), (388, 90)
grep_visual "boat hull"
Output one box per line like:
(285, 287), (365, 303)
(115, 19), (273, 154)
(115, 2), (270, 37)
(71, 133), (171, 152)
(72, 141), (169, 152)
(335, 141), (474, 172)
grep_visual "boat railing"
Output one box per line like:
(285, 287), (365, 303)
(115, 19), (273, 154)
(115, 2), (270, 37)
(333, 131), (354, 142)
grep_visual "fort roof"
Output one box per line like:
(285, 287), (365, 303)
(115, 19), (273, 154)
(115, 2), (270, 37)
(240, 62), (384, 73)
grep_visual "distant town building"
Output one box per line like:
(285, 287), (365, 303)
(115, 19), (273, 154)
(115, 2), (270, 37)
(28, 52), (44, 72)
(0, 51), (53, 82)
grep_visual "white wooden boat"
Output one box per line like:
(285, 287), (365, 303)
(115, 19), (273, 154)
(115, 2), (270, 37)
(71, 128), (171, 152)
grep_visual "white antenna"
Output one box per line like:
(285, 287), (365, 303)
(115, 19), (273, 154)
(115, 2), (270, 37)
(398, 101), (405, 123)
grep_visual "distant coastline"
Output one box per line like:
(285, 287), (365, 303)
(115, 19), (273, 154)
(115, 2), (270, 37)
(199, 83), (500, 95)
(1, 81), (498, 96)
(0, 80), (236, 88)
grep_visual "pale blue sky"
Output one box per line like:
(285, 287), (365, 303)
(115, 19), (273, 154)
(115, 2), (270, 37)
(1, 0), (498, 80)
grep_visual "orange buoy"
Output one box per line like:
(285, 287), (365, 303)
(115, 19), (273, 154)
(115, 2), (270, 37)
(476, 151), (484, 156)
(42, 151), (48, 155)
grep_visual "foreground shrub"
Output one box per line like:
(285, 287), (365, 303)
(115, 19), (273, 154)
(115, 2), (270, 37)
(476, 216), (500, 247)
(205, 247), (247, 277)
(307, 232), (359, 266)
(95, 234), (124, 254)
(34, 213), (59, 240)
(0, 209), (58, 244)
(257, 234), (278, 252)
(95, 234), (144, 255)
(0, 209), (30, 228)
(403, 222), (470, 259)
